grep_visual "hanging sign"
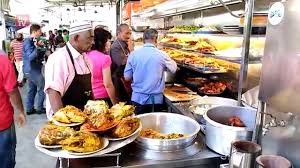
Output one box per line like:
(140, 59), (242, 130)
(268, 2), (285, 26)
(16, 15), (30, 28)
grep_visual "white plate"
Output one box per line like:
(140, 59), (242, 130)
(34, 136), (62, 149)
(35, 129), (141, 159)
(106, 122), (142, 141)
(52, 119), (84, 127)
(68, 137), (109, 156)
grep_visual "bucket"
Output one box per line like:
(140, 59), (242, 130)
(256, 155), (292, 168)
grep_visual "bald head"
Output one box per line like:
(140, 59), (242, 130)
(117, 24), (131, 41)
(70, 30), (94, 54)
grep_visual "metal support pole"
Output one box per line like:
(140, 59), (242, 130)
(252, 101), (266, 145)
(237, 0), (255, 105)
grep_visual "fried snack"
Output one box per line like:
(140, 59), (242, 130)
(39, 123), (75, 146)
(109, 102), (135, 120)
(199, 82), (226, 95)
(228, 116), (246, 127)
(81, 112), (119, 132)
(53, 106), (87, 124)
(84, 100), (109, 115)
(140, 129), (185, 139)
(60, 131), (103, 153)
(111, 117), (140, 138)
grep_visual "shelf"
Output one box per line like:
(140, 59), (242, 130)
(164, 32), (266, 38)
(177, 63), (228, 74)
(160, 44), (262, 64)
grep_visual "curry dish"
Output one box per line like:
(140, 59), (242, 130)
(111, 117), (140, 138)
(81, 111), (119, 132)
(140, 129), (185, 139)
(60, 131), (103, 153)
(39, 123), (76, 146)
(53, 105), (87, 124)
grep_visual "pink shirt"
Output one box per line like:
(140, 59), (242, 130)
(0, 54), (17, 130)
(44, 42), (91, 119)
(86, 50), (112, 99)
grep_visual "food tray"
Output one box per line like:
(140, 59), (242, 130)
(35, 129), (141, 159)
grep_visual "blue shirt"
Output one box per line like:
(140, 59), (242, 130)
(23, 38), (43, 74)
(124, 43), (177, 105)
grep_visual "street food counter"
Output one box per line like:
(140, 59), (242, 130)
(55, 134), (222, 168)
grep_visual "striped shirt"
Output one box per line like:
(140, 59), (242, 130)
(10, 40), (23, 61)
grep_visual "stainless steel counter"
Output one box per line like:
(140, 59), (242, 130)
(56, 134), (222, 168)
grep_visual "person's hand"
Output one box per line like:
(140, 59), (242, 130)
(17, 113), (26, 127)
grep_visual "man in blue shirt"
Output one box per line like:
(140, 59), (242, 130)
(124, 29), (177, 114)
(23, 24), (45, 115)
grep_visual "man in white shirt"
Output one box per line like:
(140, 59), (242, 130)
(44, 22), (94, 119)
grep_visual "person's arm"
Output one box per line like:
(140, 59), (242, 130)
(47, 88), (63, 113)
(102, 67), (118, 105)
(8, 88), (26, 127)
(124, 54), (133, 81)
(162, 52), (177, 73)
(110, 45), (123, 66)
(23, 39), (38, 61)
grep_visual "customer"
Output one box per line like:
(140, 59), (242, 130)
(10, 33), (25, 87)
(0, 53), (26, 168)
(63, 29), (69, 43)
(48, 30), (55, 52)
(23, 24), (45, 115)
(45, 21), (94, 119)
(87, 27), (118, 106)
(124, 29), (177, 114)
(55, 30), (65, 48)
(110, 24), (132, 102)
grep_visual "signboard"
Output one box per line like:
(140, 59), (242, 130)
(16, 15), (30, 28)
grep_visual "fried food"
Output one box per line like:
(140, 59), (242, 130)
(109, 102), (135, 120)
(199, 82), (226, 95)
(140, 129), (185, 139)
(81, 112), (119, 132)
(60, 131), (103, 153)
(111, 117), (140, 138)
(84, 100), (109, 115)
(39, 123), (75, 146)
(53, 106), (87, 124)
(228, 116), (246, 127)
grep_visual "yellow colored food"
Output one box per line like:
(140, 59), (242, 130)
(60, 131), (103, 153)
(53, 105), (87, 124)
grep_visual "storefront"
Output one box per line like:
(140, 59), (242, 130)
(34, 0), (299, 167)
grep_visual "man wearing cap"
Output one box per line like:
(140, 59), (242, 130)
(44, 22), (94, 119)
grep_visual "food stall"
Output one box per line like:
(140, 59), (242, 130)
(34, 0), (297, 168)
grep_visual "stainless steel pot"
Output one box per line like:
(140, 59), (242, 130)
(189, 97), (238, 124)
(203, 106), (256, 156)
(136, 112), (200, 151)
(164, 70), (176, 83)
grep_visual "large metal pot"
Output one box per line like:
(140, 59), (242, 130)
(203, 106), (256, 156)
(164, 70), (176, 83)
(136, 112), (200, 151)
(189, 97), (238, 124)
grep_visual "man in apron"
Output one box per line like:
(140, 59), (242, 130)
(110, 24), (132, 102)
(44, 22), (94, 119)
(124, 29), (177, 114)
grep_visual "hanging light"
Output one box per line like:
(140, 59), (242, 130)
(78, 7), (82, 11)
(100, 3), (104, 7)
(94, 10), (98, 13)
(66, 8), (70, 11)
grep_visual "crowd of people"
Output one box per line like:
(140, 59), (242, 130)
(0, 21), (177, 167)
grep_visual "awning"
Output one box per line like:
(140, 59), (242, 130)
(0, 0), (10, 11)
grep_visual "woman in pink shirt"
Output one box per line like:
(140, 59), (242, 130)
(87, 27), (118, 106)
